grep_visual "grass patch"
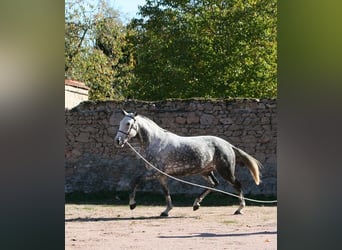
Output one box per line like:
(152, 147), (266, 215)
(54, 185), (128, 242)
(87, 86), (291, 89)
(65, 191), (277, 207)
(222, 220), (237, 225)
(81, 206), (96, 211)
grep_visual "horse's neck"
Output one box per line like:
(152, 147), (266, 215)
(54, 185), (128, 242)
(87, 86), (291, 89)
(137, 116), (165, 147)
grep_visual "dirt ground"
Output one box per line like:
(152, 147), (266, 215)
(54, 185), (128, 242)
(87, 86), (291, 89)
(65, 204), (277, 250)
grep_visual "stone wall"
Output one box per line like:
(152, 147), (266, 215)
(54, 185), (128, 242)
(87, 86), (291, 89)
(65, 99), (277, 196)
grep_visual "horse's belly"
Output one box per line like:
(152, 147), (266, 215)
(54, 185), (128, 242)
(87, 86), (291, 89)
(149, 141), (215, 176)
(164, 164), (203, 176)
(163, 158), (214, 176)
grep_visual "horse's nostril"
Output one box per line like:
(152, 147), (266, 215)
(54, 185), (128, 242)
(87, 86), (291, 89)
(116, 137), (122, 145)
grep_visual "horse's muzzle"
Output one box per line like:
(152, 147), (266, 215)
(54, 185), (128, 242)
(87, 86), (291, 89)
(115, 136), (125, 148)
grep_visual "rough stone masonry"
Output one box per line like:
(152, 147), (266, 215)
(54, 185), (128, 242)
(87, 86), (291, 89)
(65, 98), (276, 196)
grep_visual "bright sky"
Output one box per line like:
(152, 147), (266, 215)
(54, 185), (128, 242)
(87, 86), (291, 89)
(112, 0), (146, 22)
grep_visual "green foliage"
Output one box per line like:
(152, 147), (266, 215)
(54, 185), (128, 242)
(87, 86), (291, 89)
(65, 0), (277, 101)
(65, 0), (135, 100)
(128, 0), (277, 100)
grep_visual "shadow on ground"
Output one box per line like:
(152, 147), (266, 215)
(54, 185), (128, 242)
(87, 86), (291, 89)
(159, 231), (277, 238)
(65, 191), (277, 207)
(65, 215), (198, 222)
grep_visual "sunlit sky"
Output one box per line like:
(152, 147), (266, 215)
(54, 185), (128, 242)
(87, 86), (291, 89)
(112, 0), (146, 22)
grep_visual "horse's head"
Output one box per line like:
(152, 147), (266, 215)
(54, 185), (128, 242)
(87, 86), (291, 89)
(114, 109), (138, 147)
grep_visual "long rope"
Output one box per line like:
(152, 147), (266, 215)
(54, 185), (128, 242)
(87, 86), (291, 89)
(126, 142), (277, 204)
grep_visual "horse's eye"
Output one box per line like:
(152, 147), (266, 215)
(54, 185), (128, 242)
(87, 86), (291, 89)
(126, 122), (130, 126)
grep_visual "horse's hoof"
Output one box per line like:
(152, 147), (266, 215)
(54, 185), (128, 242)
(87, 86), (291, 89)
(234, 210), (243, 215)
(160, 212), (169, 217)
(130, 203), (136, 210)
(193, 205), (200, 211)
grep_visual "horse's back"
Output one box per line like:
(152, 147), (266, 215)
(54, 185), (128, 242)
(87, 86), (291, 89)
(169, 134), (235, 167)
(183, 134), (233, 151)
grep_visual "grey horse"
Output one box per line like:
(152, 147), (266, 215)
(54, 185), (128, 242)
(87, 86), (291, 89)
(114, 110), (262, 216)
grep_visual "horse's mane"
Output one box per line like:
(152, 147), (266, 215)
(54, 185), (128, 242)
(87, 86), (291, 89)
(137, 115), (168, 133)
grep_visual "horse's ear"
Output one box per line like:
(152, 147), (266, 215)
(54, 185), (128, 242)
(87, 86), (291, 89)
(122, 109), (128, 116)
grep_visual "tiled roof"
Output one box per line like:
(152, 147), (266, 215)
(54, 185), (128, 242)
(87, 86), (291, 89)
(65, 79), (90, 90)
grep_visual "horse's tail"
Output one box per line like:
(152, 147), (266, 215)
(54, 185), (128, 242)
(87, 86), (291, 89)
(232, 146), (262, 185)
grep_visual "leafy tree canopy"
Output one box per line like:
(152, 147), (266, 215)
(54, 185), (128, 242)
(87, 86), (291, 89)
(65, 0), (277, 101)
(128, 0), (277, 100)
(65, 0), (135, 100)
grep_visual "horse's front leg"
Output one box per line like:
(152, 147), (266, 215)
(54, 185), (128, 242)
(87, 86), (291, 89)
(128, 171), (158, 210)
(158, 176), (173, 217)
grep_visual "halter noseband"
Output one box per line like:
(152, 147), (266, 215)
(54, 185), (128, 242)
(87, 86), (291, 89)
(118, 115), (137, 136)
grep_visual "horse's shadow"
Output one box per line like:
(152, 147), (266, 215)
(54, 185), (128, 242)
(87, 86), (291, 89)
(159, 231), (277, 238)
(65, 215), (194, 222)
(66, 217), (277, 239)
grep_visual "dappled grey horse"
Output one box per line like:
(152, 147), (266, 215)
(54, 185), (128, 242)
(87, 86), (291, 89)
(114, 110), (262, 216)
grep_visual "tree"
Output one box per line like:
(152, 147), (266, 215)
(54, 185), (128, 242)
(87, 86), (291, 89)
(65, 0), (135, 100)
(128, 0), (277, 100)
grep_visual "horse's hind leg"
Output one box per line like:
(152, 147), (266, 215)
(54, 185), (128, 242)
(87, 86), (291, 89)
(231, 179), (246, 215)
(158, 176), (173, 217)
(193, 171), (219, 211)
(216, 165), (246, 214)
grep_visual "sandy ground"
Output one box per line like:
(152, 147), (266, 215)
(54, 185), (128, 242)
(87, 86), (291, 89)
(65, 204), (277, 250)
